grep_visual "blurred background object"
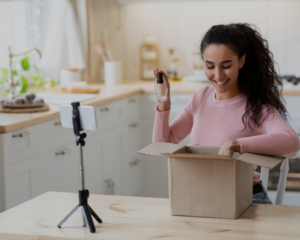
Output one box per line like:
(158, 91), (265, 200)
(140, 35), (159, 80)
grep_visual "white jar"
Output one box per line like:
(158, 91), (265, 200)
(60, 67), (81, 86)
(104, 61), (122, 85)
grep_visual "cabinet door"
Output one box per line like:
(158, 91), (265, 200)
(95, 100), (124, 132)
(83, 135), (103, 195)
(140, 120), (169, 198)
(100, 127), (123, 196)
(122, 122), (143, 196)
(1, 126), (34, 166)
(34, 143), (79, 196)
(4, 157), (35, 210)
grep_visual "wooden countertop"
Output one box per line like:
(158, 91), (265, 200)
(0, 80), (299, 133)
(0, 192), (299, 240)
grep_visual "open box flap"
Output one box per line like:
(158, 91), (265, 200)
(187, 145), (222, 155)
(161, 144), (233, 160)
(136, 143), (285, 169)
(135, 142), (186, 157)
(160, 153), (233, 160)
(237, 153), (285, 169)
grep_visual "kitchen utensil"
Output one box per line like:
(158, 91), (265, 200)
(2, 103), (45, 108)
(94, 41), (109, 62)
(60, 67), (81, 86)
(0, 104), (49, 113)
(104, 61), (122, 85)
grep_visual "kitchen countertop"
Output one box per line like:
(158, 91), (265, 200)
(0, 80), (299, 133)
(0, 191), (299, 240)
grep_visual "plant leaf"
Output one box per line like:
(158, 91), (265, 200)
(21, 55), (30, 71)
(20, 75), (28, 93)
(50, 80), (57, 87)
(1, 68), (8, 81)
(12, 69), (18, 76)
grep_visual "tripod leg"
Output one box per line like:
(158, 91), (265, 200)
(81, 207), (87, 227)
(57, 204), (80, 228)
(82, 204), (96, 233)
(89, 205), (102, 223)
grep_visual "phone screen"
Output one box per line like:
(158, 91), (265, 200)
(60, 105), (97, 131)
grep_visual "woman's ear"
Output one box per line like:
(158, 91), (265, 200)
(239, 54), (246, 68)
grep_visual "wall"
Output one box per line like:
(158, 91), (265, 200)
(88, 0), (300, 81)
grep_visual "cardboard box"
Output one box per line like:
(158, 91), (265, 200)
(136, 142), (285, 219)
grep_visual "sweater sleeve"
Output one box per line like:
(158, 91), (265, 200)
(236, 108), (300, 156)
(152, 96), (194, 144)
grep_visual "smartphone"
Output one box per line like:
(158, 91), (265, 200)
(60, 105), (97, 131)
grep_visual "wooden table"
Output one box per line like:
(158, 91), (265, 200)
(0, 192), (299, 240)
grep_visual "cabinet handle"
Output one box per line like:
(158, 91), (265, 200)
(100, 106), (113, 112)
(104, 178), (115, 187)
(130, 159), (141, 166)
(128, 97), (137, 103)
(54, 121), (61, 126)
(55, 148), (71, 156)
(104, 178), (115, 195)
(12, 131), (30, 138)
(128, 123), (138, 128)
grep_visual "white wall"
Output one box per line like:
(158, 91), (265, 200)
(89, 0), (300, 81)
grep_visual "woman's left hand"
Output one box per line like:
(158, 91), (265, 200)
(218, 140), (241, 157)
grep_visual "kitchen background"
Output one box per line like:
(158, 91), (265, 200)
(88, 0), (300, 81)
(0, 0), (299, 207)
(1, 0), (300, 82)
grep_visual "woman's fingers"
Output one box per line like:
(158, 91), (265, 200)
(253, 178), (260, 185)
(253, 171), (261, 178)
(153, 68), (159, 79)
(253, 165), (257, 171)
(160, 70), (170, 86)
(253, 171), (261, 186)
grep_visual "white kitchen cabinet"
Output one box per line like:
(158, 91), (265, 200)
(34, 118), (73, 155)
(0, 126), (34, 166)
(34, 142), (79, 197)
(83, 135), (104, 195)
(95, 100), (124, 133)
(3, 157), (35, 210)
(140, 119), (169, 198)
(100, 126), (124, 196)
(122, 121), (143, 196)
(283, 96), (300, 114)
(126, 95), (141, 122)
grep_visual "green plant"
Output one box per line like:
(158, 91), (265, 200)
(21, 55), (30, 71)
(0, 68), (9, 97)
(32, 65), (44, 88)
(19, 76), (28, 93)
(0, 54), (57, 94)
(1, 68), (8, 83)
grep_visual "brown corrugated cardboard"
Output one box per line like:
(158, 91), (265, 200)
(136, 142), (285, 219)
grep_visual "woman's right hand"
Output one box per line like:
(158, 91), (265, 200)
(153, 69), (171, 112)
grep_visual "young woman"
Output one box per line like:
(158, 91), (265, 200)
(153, 23), (300, 204)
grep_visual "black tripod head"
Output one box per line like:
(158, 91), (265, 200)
(71, 102), (86, 146)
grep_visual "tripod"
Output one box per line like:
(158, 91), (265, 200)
(57, 102), (102, 233)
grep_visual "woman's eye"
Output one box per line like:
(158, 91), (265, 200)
(207, 66), (214, 69)
(223, 65), (232, 69)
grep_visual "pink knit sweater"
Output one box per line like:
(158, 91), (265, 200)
(153, 86), (300, 156)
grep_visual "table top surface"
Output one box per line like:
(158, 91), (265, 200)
(0, 192), (299, 240)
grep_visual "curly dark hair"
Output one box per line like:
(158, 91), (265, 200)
(200, 23), (288, 131)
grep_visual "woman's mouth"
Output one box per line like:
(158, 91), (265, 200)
(214, 79), (229, 85)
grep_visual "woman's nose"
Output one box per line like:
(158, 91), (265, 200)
(214, 67), (223, 81)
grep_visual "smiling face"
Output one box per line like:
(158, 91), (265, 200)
(203, 44), (245, 99)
